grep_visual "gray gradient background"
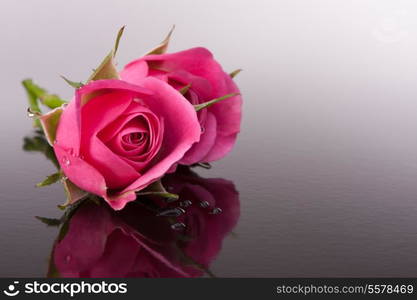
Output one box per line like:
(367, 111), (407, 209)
(1, 0), (417, 277)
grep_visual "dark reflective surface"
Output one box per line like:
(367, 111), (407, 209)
(3, 0), (417, 277)
(48, 167), (239, 278)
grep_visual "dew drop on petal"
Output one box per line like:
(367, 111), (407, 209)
(61, 156), (70, 167)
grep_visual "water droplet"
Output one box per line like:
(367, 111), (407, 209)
(209, 207), (222, 215)
(180, 200), (192, 207)
(157, 207), (185, 217)
(171, 222), (186, 230)
(65, 255), (71, 263)
(61, 156), (70, 167)
(167, 186), (174, 191)
(27, 107), (40, 119)
(201, 126), (205, 133)
(199, 201), (210, 208)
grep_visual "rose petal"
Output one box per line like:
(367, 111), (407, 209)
(179, 112), (217, 165)
(120, 77), (200, 194)
(54, 144), (107, 197)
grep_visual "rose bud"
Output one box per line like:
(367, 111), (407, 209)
(42, 78), (201, 210)
(121, 44), (242, 165)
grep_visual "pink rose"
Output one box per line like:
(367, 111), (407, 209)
(50, 169), (240, 278)
(121, 47), (242, 165)
(52, 78), (201, 210)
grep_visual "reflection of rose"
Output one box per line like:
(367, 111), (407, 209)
(162, 167), (240, 274)
(52, 79), (200, 210)
(50, 169), (239, 278)
(121, 48), (242, 165)
(52, 201), (188, 277)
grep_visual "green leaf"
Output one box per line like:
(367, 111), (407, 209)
(36, 172), (62, 187)
(179, 84), (191, 95)
(60, 75), (84, 89)
(136, 180), (179, 200)
(35, 216), (62, 227)
(144, 25), (175, 55)
(22, 79), (42, 127)
(40, 94), (66, 109)
(194, 92), (240, 112)
(22, 79), (66, 109)
(229, 69), (242, 78)
(39, 106), (63, 146)
(87, 26), (126, 82)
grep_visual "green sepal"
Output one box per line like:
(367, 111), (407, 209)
(179, 84), (191, 95)
(229, 69), (242, 78)
(23, 131), (59, 169)
(60, 75), (84, 88)
(113, 25), (125, 57)
(144, 25), (175, 55)
(36, 171), (62, 187)
(194, 93), (240, 111)
(87, 26), (125, 82)
(39, 106), (64, 146)
(58, 179), (88, 210)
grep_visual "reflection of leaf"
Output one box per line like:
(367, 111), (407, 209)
(46, 197), (96, 278)
(35, 216), (62, 227)
(136, 180), (179, 200)
(23, 131), (59, 168)
(36, 172), (62, 187)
